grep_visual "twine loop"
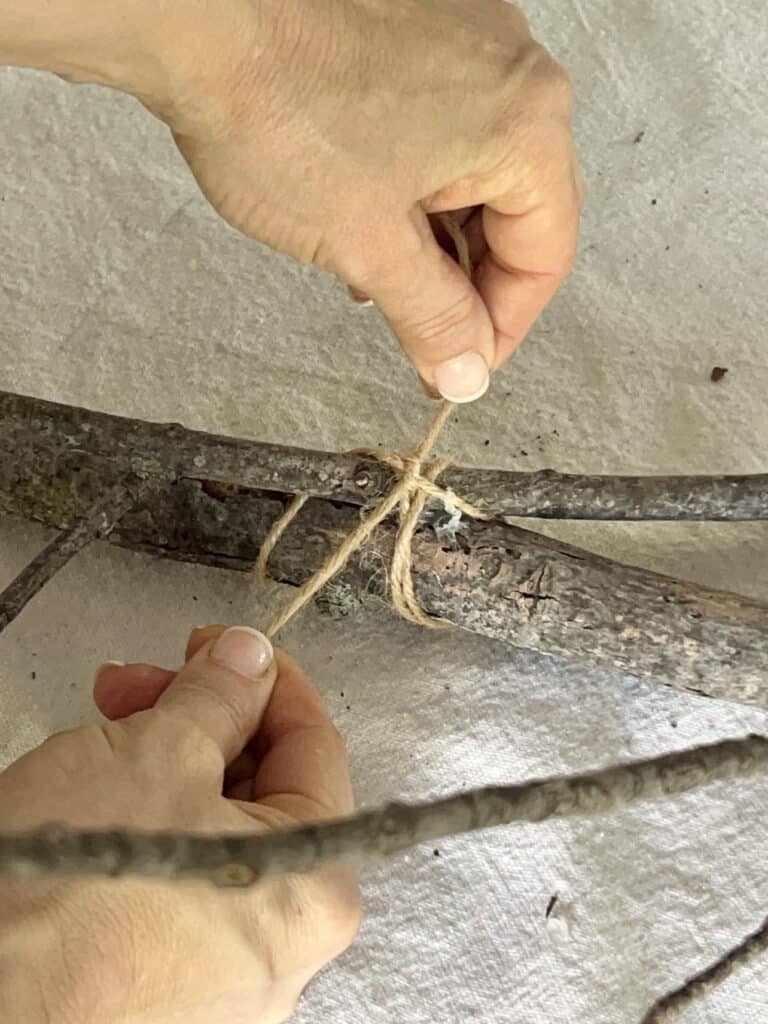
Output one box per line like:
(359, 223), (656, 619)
(256, 400), (490, 637)
(256, 213), (489, 637)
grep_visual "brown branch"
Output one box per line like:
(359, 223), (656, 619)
(641, 911), (768, 1023)
(2, 390), (766, 522)
(4, 474), (768, 708)
(2, 392), (768, 706)
(0, 482), (144, 632)
(0, 736), (764, 888)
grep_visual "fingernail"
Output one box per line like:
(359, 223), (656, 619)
(347, 285), (374, 307)
(210, 626), (273, 680)
(434, 352), (489, 404)
(94, 660), (125, 680)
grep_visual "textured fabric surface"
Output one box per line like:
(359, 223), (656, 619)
(1, 1), (767, 1020)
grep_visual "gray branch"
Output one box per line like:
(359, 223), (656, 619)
(0, 736), (764, 888)
(2, 391), (768, 706)
(4, 479), (768, 710)
(0, 482), (143, 632)
(641, 911), (768, 1023)
(1, 390), (766, 522)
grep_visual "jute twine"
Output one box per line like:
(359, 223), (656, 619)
(256, 214), (490, 638)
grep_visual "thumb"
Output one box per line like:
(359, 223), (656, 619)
(359, 208), (495, 403)
(154, 626), (277, 764)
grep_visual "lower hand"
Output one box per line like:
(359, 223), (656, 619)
(0, 626), (360, 1024)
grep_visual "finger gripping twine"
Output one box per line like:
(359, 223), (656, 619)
(256, 214), (489, 638)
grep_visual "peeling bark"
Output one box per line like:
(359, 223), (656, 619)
(2, 391), (768, 707)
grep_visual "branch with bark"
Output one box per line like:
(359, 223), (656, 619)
(0, 736), (764, 888)
(1, 390), (767, 521)
(0, 480), (150, 632)
(642, 911), (768, 1023)
(2, 391), (768, 708)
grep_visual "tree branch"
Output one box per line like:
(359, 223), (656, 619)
(0, 481), (151, 632)
(4, 481), (768, 708)
(641, 911), (768, 1023)
(2, 390), (766, 522)
(0, 736), (764, 888)
(2, 391), (768, 707)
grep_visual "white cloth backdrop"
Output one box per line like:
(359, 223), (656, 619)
(1, 2), (767, 1020)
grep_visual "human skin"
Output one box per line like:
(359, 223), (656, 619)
(0, 2), (581, 1016)
(0, 626), (361, 1023)
(0, 0), (582, 401)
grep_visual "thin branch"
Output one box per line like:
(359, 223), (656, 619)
(2, 390), (766, 521)
(0, 482), (143, 632)
(641, 911), (768, 1023)
(0, 736), (765, 888)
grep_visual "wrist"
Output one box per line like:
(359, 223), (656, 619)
(0, 1), (154, 89)
(0, 0), (262, 123)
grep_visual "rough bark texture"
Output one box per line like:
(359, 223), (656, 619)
(4, 472), (768, 709)
(2, 390), (767, 522)
(0, 736), (764, 888)
(2, 391), (768, 707)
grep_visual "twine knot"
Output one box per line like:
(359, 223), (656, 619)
(256, 399), (489, 637)
(255, 213), (489, 638)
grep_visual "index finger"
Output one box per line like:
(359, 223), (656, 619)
(239, 650), (353, 822)
(477, 145), (583, 369)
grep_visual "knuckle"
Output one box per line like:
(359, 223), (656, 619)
(520, 45), (574, 114)
(544, 57), (575, 112)
(332, 883), (363, 946)
(484, 44), (575, 170)
(150, 710), (224, 777)
(288, 870), (362, 953)
(574, 162), (587, 210)
(402, 289), (476, 350)
(557, 247), (578, 281)
(325, 722), (349, 760)
(321, 871), (363, 948)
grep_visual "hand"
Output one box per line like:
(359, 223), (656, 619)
(158, 0), (582, 401)
(0, 0), (581, 403)
(0, 626), (360, 1024)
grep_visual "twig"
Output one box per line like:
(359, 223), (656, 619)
(0, 736), (765, 887)
(642, 911), (768, 1023)
(0, 482), (142, 632)
(2, 390), (767, 521)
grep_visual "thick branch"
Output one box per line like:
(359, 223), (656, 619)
(2, 392), (768, 706)
(0, 736), (764, 887)
(2, 390), (766, 521)
(4, 472), (768, 708)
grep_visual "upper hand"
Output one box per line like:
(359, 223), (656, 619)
(0, 626), (360, 1024)
(144, 0), (583, 401)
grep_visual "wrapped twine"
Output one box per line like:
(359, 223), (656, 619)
(256, 214), (490, 637)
